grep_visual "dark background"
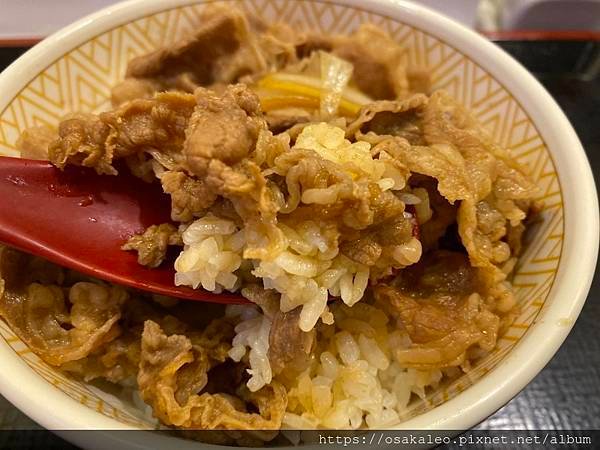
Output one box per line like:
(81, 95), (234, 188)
(0, 40), (598, 448)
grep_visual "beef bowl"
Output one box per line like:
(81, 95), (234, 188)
(0, 0), (597, 448)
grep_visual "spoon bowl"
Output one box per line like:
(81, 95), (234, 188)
(0, 156), (247, 304)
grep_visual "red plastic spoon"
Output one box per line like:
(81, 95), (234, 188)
(0, 156), (247, 304)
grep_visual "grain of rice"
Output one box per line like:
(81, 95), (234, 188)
(391, 238), (422, 266)
(397, 192), (421, 205)
(412, 187), (433, 223)
(228, 306), (273, 392)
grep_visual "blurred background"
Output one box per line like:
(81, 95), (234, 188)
(0, 0), (599, 41)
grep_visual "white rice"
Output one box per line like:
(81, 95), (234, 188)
(252, 233), (370, 332)
(227, 306), (273, 392)
(280, 303), (443, 429)
(176, 213), (373, 333)
(174, 214), (244, 293)
(294, 123), (406, 191)
(176, 221), (436, 424)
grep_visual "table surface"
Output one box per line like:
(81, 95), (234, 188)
(0, 40), (598, 447)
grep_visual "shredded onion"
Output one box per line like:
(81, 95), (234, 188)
(319, 51), (353, 118)
(256, 52), (372, 117)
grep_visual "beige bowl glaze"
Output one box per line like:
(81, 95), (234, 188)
(0, 0), (597, 448)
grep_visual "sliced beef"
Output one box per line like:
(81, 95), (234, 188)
(122, 223), (182, 268)
(268, 307), (315, 375)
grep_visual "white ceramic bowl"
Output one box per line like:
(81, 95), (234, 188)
(0, 0), (597, 448)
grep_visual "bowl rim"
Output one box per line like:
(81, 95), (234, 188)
(0, 0), (597, 440)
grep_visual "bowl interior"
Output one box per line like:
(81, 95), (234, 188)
(0, 0), (563, 430)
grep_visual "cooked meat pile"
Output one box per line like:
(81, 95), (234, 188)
(1, 5), (540, 438)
